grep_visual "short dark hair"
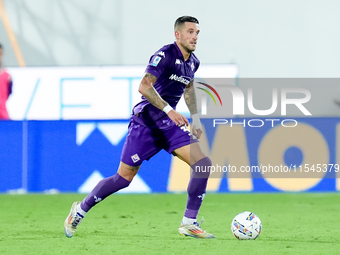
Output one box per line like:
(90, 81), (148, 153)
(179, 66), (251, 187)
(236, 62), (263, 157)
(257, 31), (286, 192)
(174, 16), (199, 30)
(0, 43), (2, 49)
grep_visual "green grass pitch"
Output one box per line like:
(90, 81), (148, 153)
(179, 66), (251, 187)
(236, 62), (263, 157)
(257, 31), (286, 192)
(0, 193), (339, 255)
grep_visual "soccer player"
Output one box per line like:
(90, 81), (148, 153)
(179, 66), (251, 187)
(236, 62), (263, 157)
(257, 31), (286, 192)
(64, 16), (214, 239)
(0, 43), (12, 120)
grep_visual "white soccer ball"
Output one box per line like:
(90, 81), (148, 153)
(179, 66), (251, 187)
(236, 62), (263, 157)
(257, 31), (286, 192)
(231, 211), (262, 240)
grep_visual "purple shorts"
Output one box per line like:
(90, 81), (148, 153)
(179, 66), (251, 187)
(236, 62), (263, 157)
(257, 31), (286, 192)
(121, 117), (198, 166)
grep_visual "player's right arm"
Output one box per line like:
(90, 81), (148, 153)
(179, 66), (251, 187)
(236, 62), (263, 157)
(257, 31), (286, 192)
(138, 73), (189, 127)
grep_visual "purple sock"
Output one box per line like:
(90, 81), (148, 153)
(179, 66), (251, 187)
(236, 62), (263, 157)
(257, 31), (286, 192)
(80, 173), (130, 212)
(184, 157), (211, 219)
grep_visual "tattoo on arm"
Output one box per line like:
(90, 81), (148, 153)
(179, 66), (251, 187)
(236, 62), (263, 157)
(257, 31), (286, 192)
(142, 73), (168, 110)
(128, 165), (140, 172)
(144, 87), (168, 110)
(144, 73), (157, 81)
(184, 81), (198, 115)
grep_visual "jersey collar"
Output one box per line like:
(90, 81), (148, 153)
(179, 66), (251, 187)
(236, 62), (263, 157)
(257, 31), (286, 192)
(173, 41), (192, 62)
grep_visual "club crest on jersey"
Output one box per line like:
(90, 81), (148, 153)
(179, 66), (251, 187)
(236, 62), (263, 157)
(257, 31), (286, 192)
(131, 154), (140, 163)
(152, 56), (162, 66)
(191, 62), (195, 71)
(157, 51), (165, 57)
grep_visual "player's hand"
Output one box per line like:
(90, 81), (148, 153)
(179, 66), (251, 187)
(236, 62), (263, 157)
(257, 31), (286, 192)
(191, 114), (203, 139)
(167, 110), (189, 127)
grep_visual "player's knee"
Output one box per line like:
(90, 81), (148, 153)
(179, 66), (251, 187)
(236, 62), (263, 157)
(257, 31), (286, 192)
(191, 156), (212, 179)
(118, 172), (136, 182)
(117, 162), (140, 182)
(204, 157), (212, 167)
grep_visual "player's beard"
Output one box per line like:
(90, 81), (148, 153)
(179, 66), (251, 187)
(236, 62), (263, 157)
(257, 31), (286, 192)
(181, 41), (196, 54)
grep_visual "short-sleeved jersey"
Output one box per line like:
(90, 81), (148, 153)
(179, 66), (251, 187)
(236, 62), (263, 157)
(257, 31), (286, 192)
(132, 42), (200, 129)
(0, 68), (12, 119)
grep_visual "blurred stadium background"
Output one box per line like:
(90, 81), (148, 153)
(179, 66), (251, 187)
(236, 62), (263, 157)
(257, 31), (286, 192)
(1, 0), (340, 195)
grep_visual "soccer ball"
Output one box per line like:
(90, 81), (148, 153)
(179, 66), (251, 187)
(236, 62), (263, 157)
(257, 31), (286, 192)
(231, 211), (262, 240)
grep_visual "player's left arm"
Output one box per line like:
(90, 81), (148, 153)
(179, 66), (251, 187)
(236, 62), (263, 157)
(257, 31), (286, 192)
(184, 80), (202, 139)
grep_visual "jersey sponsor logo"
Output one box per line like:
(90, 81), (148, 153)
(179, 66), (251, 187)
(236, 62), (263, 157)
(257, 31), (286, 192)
(169, 74), (190, 85)
(152, 56), (162, 66)
(175, 59), (181, 65)
(131, 153), (140, 163)
(157, 51), (165, 57)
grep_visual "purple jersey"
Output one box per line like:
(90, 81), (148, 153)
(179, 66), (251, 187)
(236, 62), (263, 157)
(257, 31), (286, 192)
(132, 42), (200, 129)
